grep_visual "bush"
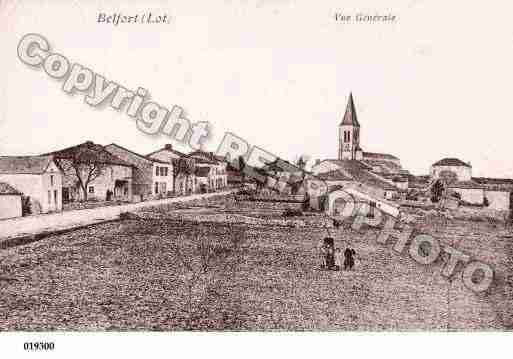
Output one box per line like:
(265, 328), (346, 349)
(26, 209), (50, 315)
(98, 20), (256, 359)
(282, 208), (303, 217)
(120, 211), (140, 220)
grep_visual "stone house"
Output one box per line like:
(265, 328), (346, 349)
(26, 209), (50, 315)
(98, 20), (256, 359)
(0, 155), (63, 214)
(147, 144), (196, 195)
(186, 150), (228, 191)
(104, 143), (173, 201)
(0, 182), (23, 219)
(46, 141), (133, 202)
(430, 158), (472, 181)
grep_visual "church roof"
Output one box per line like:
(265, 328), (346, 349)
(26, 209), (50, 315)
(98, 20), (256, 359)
(340, 93), (360, 127)
(363, 152), (399, 161)
(432, 158), (471, 168)
(320, 160), (397, 190)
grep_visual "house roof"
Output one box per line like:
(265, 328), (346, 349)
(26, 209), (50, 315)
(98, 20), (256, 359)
(186, 150), (223, 164)
(147, 144), (187, 159)
(340, 93), (360, 127)
(0, 182), (22, 195)
(104, 143), (171, 164)
(321, 160), (397, 191)
(0, 155), (56, 174)
(432, 158), (471, 168)
(45, 141), (132, 167)
(362, 159), (402, 174)
(261, 158), (303, 173)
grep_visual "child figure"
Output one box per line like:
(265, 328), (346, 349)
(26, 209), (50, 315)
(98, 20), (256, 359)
(334, 248), (343, 271)
(319, 244), (327, 269)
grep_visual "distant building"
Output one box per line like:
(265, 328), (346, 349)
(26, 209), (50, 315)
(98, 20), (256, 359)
(431, 158), (472, 181)
(313, 93), (513, 211)
(147, 144), (195, 195)
(338, 93), (402, 174)
(0, 155), (63, 214)
(186, 150), (228, 192)
(0, 182), (23, 219)
(46, 141), (133, 202)
(104, 143), (173, 200)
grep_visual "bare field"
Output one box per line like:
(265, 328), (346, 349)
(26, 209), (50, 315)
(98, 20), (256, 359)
(0, 197), (511, 330)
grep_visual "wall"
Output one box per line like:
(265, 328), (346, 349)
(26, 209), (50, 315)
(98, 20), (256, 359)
(485, 190), (510, 210)
(0, 174), (43, 213)
(198, 163), (228, 192)
(148, 150), (195, 195)
(152, 163), (174, 196)
(0, 195), (22, 219)
(66, 165), (133, 202)
(453, 187), (484, 204)
(41, 169), (63, 212)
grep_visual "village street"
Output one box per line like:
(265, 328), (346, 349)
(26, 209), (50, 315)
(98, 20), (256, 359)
(0, 190), (235, 242)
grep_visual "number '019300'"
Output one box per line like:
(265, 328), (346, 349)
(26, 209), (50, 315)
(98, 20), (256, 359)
(23, 342), (55, 351)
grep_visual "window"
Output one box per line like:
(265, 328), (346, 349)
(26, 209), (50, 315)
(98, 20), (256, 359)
(156, 166), (159, 176)
(164, 167), (168, 176)
(50, 175), (54, 186)
(348, 131), (351, 142)
(155, 182), (159, 194)
(54, 190), (58, 204)
(88, 186), (94, 194)
(48, 190), (51, 205)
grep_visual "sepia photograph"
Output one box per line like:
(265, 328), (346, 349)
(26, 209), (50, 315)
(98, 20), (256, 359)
(0, 0), (512, 357)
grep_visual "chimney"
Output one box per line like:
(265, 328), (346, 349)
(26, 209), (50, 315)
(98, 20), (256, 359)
(165, 144), (173, 150)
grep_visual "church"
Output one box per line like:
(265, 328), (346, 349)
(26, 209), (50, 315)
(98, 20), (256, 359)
(311, 93), (513, 210)
(312, 93), (406, 201)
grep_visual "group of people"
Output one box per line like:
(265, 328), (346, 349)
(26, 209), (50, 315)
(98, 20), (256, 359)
(319, 237), (356, 271)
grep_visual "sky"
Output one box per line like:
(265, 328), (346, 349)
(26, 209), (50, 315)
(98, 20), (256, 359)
(1, 0), (513, 177)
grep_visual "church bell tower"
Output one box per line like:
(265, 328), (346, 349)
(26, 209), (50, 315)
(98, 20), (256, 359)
(339, 93), (362, 160)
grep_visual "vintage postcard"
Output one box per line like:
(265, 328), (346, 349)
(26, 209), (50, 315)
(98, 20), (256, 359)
(0, 0), (512, 357)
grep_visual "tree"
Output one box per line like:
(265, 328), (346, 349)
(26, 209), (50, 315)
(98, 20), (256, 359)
(57, 158), (107, 201)
(431, 179), (444, 203)
(181, 158), (196, 194)
(171, 157), (197, 195)
(171, 158), (181, 194)
(439, 170), (458, 185)
(238, 156), (246, 187)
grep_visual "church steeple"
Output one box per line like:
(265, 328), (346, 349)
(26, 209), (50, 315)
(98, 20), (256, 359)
(339, 93), (362, 160)
(340, 92), (360, 127)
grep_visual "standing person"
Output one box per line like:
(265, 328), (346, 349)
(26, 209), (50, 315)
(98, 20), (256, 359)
(344, 247), (354, 271)
(334, 248), (343, 271)
(324, 237), (335, 270)
(319, 243), (327, 269)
